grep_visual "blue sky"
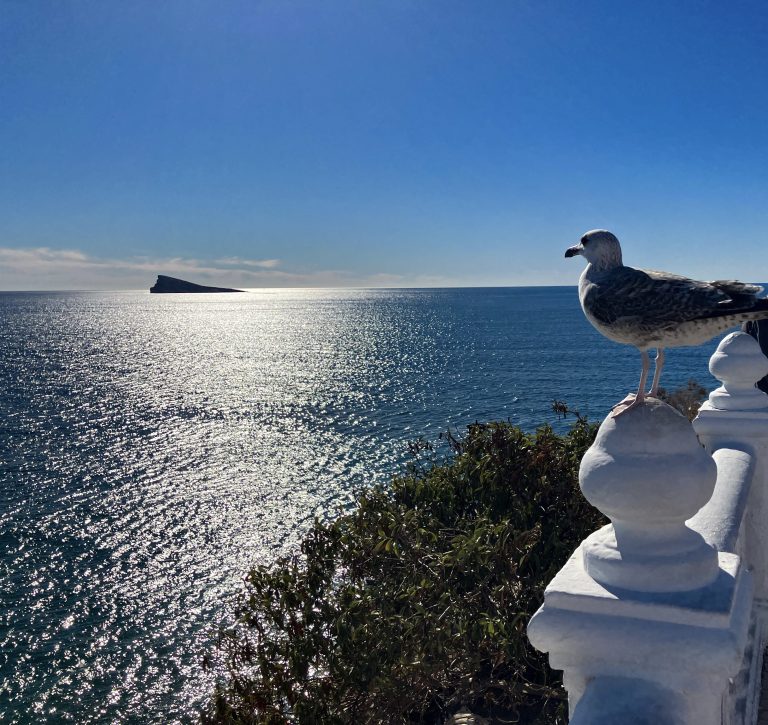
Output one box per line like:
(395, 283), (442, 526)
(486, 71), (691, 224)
(1, 1), (767, 289)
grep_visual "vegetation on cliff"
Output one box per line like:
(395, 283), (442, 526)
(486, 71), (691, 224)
(203, 413), (605, 724)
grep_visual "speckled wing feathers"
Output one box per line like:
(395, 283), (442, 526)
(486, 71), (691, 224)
(581, 266), (768, 349)
(582, 267), (729, 328)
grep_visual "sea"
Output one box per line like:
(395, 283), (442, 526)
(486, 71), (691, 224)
(0, 287), (721, 723)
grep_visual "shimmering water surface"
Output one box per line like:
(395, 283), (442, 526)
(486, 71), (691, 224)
(0, 288), (718, 723)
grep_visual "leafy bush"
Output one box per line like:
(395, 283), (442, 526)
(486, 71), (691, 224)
(657, 379), (708, 421)
(203, 417), (604, 724)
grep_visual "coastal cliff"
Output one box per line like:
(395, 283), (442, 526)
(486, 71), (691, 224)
(149, 275), (243, 293)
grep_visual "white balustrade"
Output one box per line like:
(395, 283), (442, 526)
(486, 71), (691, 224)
(527, 332), (768, 724)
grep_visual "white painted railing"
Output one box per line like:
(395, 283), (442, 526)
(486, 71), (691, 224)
(527, 332), (768, 724)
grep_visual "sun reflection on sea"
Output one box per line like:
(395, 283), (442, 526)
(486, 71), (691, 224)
(0, 287), (715, 722)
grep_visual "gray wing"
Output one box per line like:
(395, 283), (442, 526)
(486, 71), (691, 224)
(583, 266), (740, 328)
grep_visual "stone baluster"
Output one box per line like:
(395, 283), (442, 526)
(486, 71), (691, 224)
(527, 398), (753, 724)
(701, 331), (768, 415)
(694, 332), (768, 597)
(693, 332), (768, 724)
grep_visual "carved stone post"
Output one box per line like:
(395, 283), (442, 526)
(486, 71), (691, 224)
(693, 331), (768, 724)
(528, 398), (753, 724)
(694, 332), (768, 596)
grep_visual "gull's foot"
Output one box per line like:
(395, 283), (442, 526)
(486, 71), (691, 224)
(611, 394), (646, 417)
(611, 394), (637, 411)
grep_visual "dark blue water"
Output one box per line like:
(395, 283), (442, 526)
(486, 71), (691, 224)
(0, 287), (719, 723)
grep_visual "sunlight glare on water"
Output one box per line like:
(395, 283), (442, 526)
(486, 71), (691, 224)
(0, 288), (717, 722)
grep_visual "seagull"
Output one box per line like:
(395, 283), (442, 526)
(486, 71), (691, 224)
(565, 230), (768, 415)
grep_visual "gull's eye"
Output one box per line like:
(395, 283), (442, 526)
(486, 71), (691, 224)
(581, 238), (588, 245)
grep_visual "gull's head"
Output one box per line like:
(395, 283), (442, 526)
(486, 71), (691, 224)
(565, 230), (623, 269)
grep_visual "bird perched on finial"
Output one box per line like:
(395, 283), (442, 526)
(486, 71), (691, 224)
(565, 230), (768, 415)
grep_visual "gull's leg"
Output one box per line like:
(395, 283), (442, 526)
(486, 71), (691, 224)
(648, 348), (665, 397)
(612, 350), (650, 417)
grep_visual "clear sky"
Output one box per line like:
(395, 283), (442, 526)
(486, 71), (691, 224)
(1, 1), (767, 290)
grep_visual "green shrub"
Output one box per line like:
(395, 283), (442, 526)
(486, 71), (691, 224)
(657, 379), (708, 421)
(203, 417), (604, 724)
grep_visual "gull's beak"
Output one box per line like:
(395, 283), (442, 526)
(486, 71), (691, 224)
(564, 244), (582, 258)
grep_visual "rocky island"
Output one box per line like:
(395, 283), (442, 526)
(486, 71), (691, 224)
(149, 275), (244, 293)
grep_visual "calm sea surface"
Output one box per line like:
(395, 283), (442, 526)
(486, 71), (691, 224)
(0, 287), (719, 723)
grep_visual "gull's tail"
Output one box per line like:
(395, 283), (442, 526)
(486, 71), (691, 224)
(711, 280), (764, 306)
(701, 291), (768, 321)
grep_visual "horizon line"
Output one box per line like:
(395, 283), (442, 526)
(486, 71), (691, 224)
(0, 283), (581, 293)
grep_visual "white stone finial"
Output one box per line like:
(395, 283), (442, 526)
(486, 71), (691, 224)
(707, 331), (768, 411)
(579, 399), (718, 592)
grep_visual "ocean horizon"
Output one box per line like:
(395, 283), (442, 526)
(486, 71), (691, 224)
(3, 284), (577, 293)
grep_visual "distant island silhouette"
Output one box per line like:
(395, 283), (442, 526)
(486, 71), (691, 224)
(149, 275), (244, 293)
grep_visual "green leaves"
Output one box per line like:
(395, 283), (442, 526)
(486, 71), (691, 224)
(204, 418), (603, 724)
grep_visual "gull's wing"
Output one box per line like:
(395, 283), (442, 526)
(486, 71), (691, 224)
(583, 266), (750, 328)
